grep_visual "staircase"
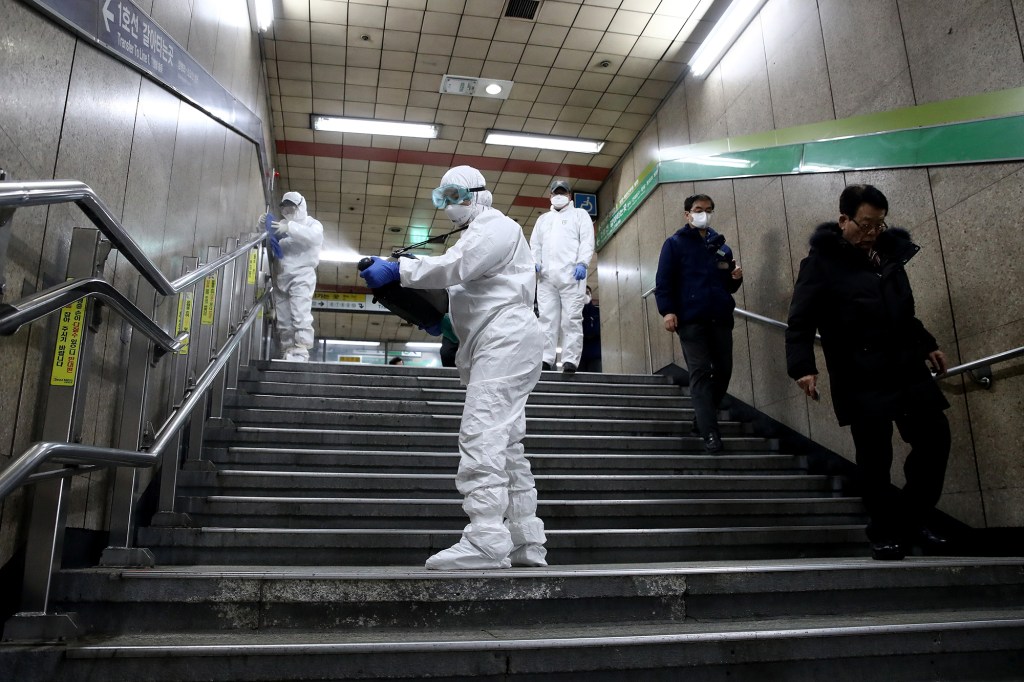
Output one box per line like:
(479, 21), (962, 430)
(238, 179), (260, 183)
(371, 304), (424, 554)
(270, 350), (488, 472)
(3, 362), (1023, 680)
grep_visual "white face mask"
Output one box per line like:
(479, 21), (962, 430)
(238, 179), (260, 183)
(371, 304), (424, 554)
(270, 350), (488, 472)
(585, 294), (592, 305)
(445, 203), (475, 227)
(281, 206), (297, 221)
(551, 195), (570, 209)
(689, 211), (709, 229)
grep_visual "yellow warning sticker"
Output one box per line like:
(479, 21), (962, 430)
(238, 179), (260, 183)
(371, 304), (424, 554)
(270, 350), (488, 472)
(201, 275), (217, 325)
(176, 291), (194, 355)
(247, 250), (258, 285)
(337, 356), (361, 363)
(49, 297), (87, 386)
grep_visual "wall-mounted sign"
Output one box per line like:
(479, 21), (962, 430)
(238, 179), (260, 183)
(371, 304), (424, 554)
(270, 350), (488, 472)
(312, 292), (390, 313)
(574, 192), (598, 216)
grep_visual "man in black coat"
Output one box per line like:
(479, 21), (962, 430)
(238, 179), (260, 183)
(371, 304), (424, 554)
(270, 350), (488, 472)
(786, 184), (951, 560)
(655, 194), (744, 452)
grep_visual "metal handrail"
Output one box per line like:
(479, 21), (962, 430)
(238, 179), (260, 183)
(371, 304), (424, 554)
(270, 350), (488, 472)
(0, 288), (270, 501)
(0, 277), (187, 352)
(642, 284), (1021, 383)
(0, 180), (264, 295)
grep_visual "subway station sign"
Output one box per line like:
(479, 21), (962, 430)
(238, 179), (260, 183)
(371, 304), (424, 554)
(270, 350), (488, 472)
(313, 292), (390, 313)
(22, 0), (263, 147)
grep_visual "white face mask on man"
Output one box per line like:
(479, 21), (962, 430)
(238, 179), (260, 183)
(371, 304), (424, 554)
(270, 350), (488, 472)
(551, 194), (570, 209)
(689, 211), (710, 229)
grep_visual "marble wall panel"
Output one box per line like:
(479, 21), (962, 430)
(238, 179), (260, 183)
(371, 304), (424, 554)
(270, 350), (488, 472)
(682, 66), (727, 144)
(655, 78), (689, 155)
(597, 233), (621, 374)
(817, 0), (915, 118)
(898, 0), (1024, 106)
(760, 0), (835, 129)
(614, 219), (645, 374)
(719, 13), (774, 137)
(933, 166), (1024, 341)
(150, 0), (192, 47)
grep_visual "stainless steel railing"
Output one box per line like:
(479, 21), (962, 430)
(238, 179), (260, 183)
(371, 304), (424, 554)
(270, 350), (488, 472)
(640, 285), (1019, 385)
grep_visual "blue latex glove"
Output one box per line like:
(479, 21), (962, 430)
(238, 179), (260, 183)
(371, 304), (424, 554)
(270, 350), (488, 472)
(420, 321), (443, 336)
(264, 213), (283, 258)
(359, 256), (400, 288)
(535, 263), (541, 272)
(573, 263), (587, 281)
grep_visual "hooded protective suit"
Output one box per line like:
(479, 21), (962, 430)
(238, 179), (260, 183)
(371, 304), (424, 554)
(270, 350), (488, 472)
(272, 191), (323, 360)
(399, 166), (546, 570)
(530, 191), (595, 368)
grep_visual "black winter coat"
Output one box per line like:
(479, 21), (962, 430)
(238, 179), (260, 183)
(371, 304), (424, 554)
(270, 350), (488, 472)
(785, 223), (949, 425)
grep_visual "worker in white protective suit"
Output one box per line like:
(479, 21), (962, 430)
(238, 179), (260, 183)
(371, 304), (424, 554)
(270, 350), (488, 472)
(259, 191), (324, 361)
(358, 166), (546, 570)
(530, 179), (595, 374)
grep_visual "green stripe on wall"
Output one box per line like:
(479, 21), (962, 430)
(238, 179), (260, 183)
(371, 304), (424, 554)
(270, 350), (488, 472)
(596, 87), (1024, 251)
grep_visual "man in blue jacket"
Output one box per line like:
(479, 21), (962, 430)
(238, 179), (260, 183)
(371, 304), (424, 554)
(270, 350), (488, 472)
(655, 194), (743, 452)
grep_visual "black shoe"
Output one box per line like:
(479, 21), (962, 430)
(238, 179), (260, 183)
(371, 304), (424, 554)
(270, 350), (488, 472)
(702, 431), (723, 453)
(542, 362), (552, 371)
(871, 541), (906, 561)
(562, 362), (576, 374)
(913, 527), (950, 553)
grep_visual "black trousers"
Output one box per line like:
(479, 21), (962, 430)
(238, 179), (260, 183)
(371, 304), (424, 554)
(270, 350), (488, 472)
(677, 318), (734, 436)
(440, 337), (459, 368)
(850, 409), (951, 542)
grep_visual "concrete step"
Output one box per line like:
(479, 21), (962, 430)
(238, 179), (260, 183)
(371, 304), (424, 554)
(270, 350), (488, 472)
(179, 496), (866, 530)
(237, 380), (693, 407)
(201, 448), (804, 475)
(228, 393), (706, 421)
(176, 470), (839, 499)
(253, 359), (678, 385)
(202, 426), (778, 453)
(135, 524), (869, 565)
(49, 558), (1024, 635)
(221, 408), (749, 436)
(240, 369), (688, 396)
(11, 610), (1023, 681)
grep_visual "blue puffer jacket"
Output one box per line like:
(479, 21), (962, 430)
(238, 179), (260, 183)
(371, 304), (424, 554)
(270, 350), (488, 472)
(654, 225), (741, 324)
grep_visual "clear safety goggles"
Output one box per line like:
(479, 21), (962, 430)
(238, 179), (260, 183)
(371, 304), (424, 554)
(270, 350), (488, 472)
(431, 184), (485, 209)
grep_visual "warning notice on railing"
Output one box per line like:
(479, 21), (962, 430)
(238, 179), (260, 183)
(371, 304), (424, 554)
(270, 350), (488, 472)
(50, 297), (87, 386)
(247, 250), (258, 285)
(176, 291), (194, 355)
(201, 275), (217, 325)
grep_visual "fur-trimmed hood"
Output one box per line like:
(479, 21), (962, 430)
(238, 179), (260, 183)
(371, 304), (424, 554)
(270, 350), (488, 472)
(808, 222), (919, 264)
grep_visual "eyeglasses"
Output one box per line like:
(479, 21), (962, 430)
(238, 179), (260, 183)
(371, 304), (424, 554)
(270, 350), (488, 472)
(850, 218), (888, 234)
(431, 184), (485, 209)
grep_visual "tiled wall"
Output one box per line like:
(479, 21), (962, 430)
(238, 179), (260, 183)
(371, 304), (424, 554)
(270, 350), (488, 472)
(0, 0), (273, 564)
(596, 0), (1024, 528)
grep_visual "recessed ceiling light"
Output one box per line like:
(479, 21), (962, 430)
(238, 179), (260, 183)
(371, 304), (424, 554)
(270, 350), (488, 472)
(439, 75), (513, 100)
(255, 0), (273, 30)
(485, 130), (605, 154)
(311, 115), (438, 138)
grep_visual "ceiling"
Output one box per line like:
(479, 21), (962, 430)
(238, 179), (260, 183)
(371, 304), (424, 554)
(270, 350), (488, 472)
(261, 0), (727, 342)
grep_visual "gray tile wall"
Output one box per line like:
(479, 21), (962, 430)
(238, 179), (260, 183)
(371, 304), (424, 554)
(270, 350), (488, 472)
(596, 0), (1024, 528)
(0, 0), (274, 564)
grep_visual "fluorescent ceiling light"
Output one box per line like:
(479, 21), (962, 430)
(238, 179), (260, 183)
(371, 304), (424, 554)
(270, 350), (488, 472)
(406, 342), (442, 349)
(485, 130), (605, 154)
(688, 0), (768, 79)
(329, 340), (380, 347)
(255, 0), (273, 31)
(311, 115), (438, 138)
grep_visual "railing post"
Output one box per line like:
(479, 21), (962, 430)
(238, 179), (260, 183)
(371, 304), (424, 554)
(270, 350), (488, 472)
(250, 243), (268, 362)
(99, 279), (160, 567)
(184, 246), (223, 466)
(208, 237), (238, 420)
(3, 227), (103, 641)
(224, 236), (248, 391)
(150, 257), (199, 527)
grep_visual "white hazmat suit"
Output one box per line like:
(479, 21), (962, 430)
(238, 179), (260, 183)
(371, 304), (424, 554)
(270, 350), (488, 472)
(271, 191), (323, 361)
(399, 166), (546, 570)
(530, 189), (595, 369)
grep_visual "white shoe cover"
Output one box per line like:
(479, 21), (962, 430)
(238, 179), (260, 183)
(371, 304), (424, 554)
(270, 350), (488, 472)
(509, 543), (547, 567)
(282, 348), (309, 362)
(425, 537), (512, 570)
